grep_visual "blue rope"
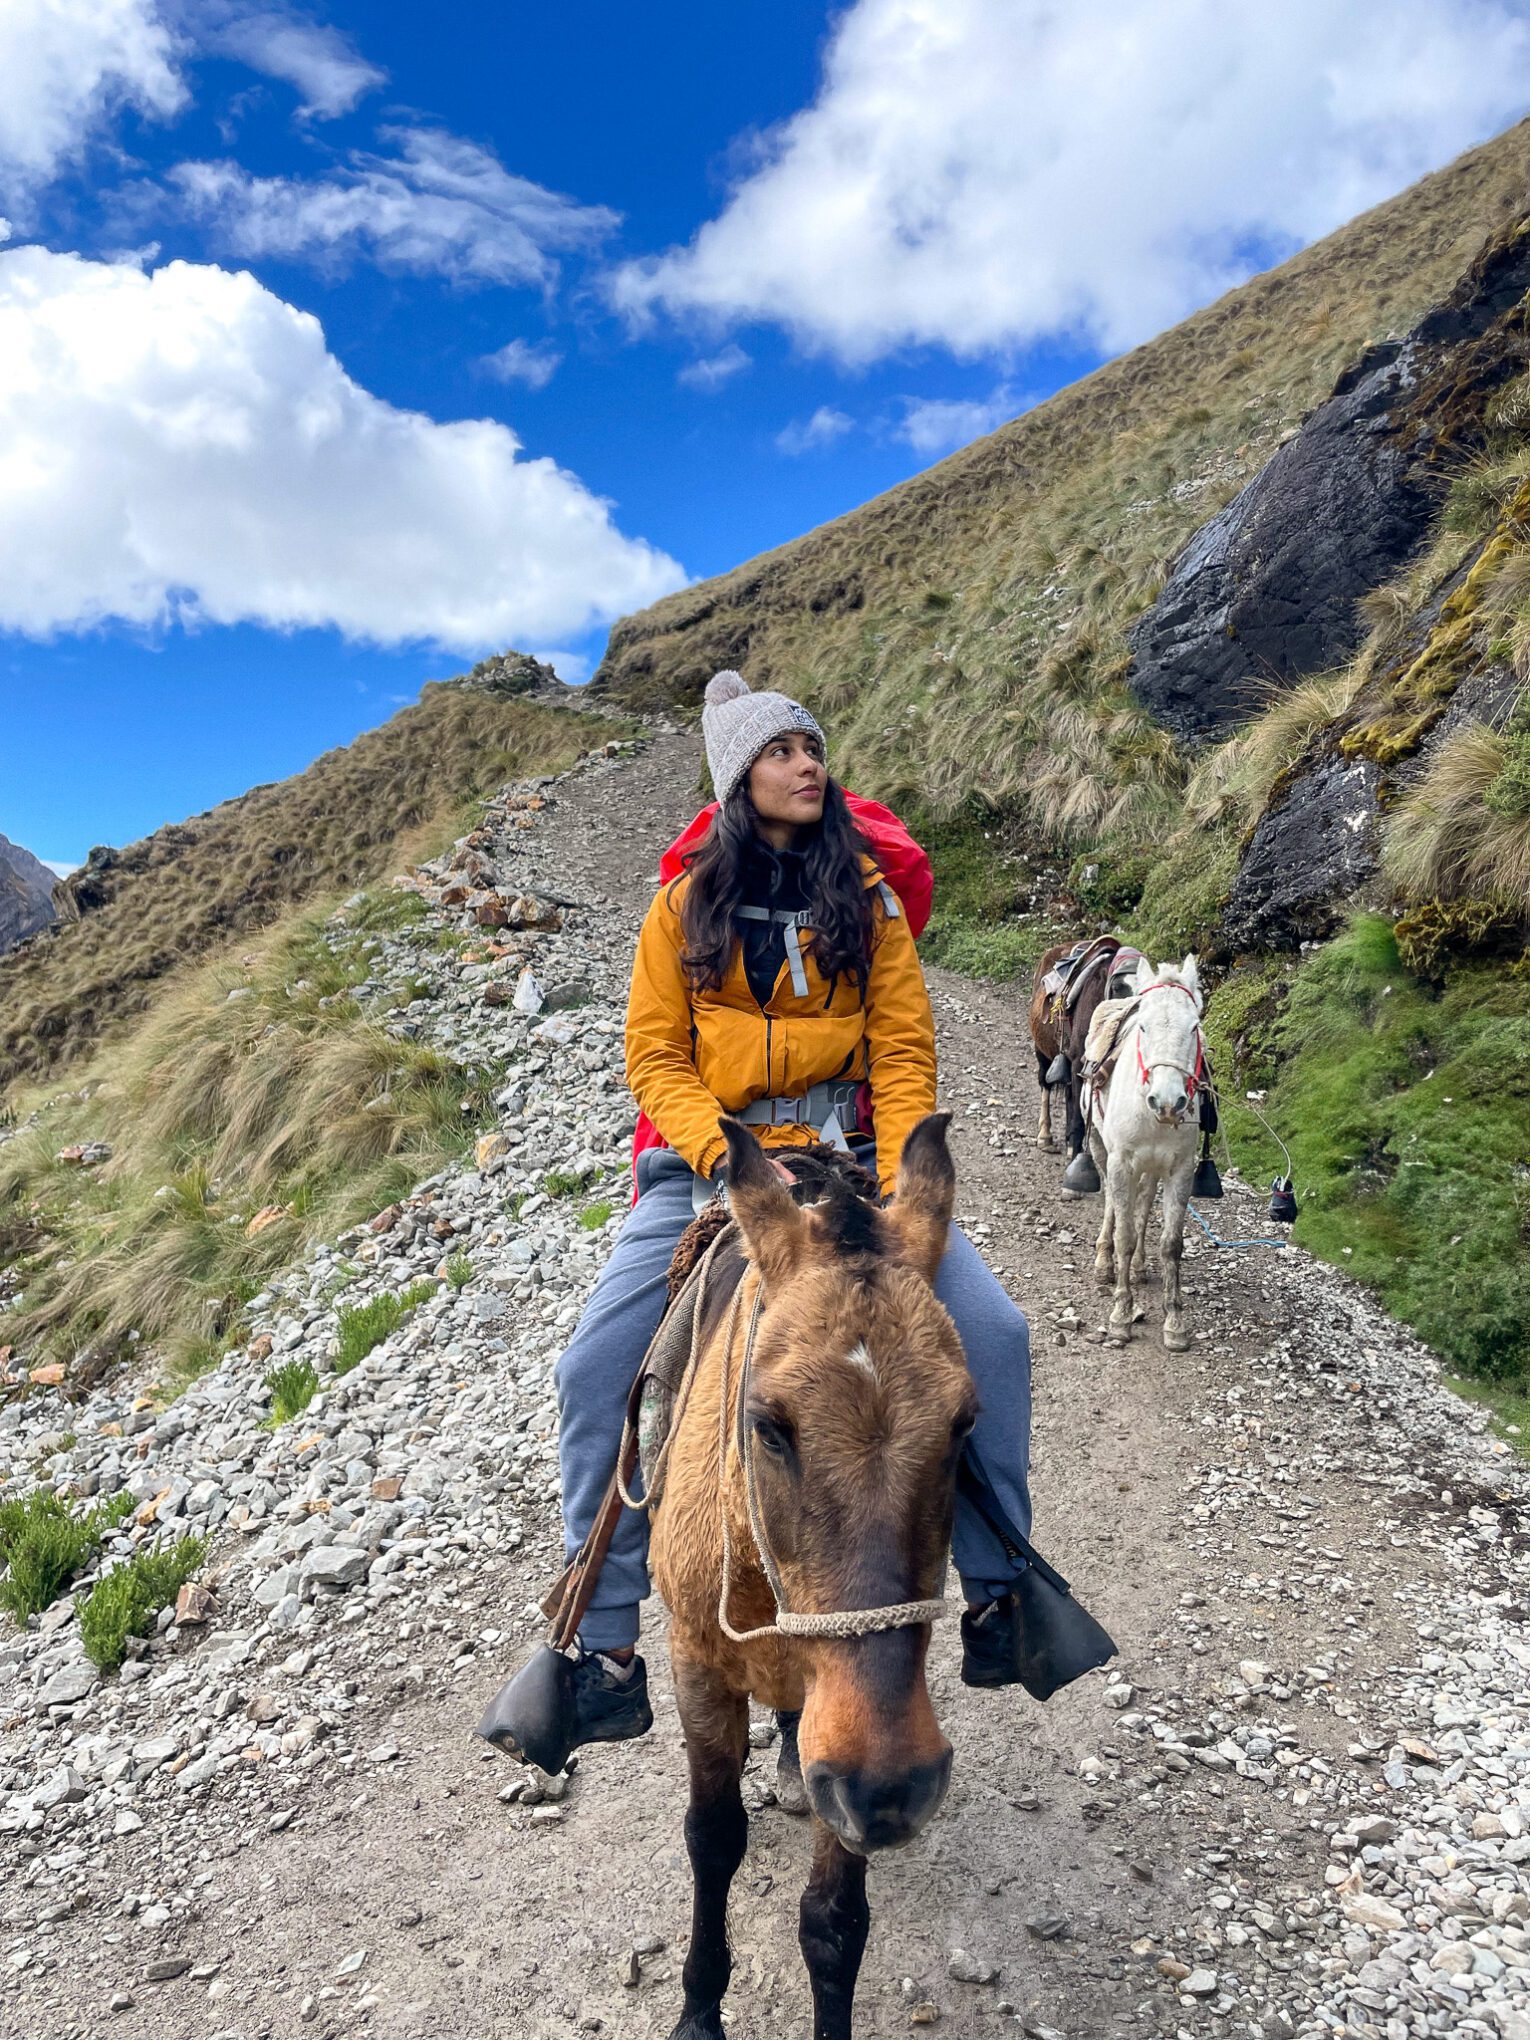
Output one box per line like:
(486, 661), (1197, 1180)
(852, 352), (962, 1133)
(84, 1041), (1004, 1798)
(1186, 1201), (1290, 1251)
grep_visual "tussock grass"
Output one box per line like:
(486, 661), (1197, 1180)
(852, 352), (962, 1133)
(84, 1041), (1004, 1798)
(444, 1253), (473, 1290)
(0, 683), (602, 1091)
(1183, 670), (1368, 831)
(78, 1536), (206, 1671)
(595, 120), (1530, 843)
(1206, 916), (1530, 1382)
(0, 898), (497, 1372)
(0, 1489), (132, 1620)
(1385, 718), (1530, 902)
(578, 1201), (615, 1231)
(333, 1281), (437, 1374)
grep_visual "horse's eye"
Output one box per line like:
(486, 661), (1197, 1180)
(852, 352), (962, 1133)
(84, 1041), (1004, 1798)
(753, 1416), (793, 1459)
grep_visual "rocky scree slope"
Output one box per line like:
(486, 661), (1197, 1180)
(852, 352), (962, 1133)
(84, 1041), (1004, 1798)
(0, 837), (56, 958)
(0, 738), (1525, 2040)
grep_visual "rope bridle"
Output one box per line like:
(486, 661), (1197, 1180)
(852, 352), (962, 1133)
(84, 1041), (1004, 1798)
(715, 1275), (949, 1647)
(1130, 980), (1205, 1113)
(616, 1215), (949, 1646)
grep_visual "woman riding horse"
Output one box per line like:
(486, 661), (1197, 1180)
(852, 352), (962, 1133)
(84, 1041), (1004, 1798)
(480, 670), (1060, 1762)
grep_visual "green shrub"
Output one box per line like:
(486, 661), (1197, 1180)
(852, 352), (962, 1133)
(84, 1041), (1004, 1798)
(0, 1489), (133, 1620)
(333, 1280), (437, 1374)
(544, 1168), (596, 1199)
(77, 1536), (207, 1671)
(1130, 828), (1240, 959)
(579, 1200), (615, 1231)
(264, 1357), (319, 1425)
(1393, 896), (1525, 978)
(444, 1252), (474, 1289)
(1211, 915), (1530, 1381)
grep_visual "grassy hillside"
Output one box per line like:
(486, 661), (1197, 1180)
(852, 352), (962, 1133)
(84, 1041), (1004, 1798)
(593, 118), (1530, 836)
(0, 665), (598, 1093)
(593, 123), (1530, 1389)
(0, 887), (489, 1387)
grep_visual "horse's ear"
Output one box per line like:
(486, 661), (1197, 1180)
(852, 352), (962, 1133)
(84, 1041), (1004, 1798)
(720, 1117), (806, 1284)
(1179, 952), (1202, 1006)
(1134, 956), (1154, 995)
(885, 1112), (956, 1284)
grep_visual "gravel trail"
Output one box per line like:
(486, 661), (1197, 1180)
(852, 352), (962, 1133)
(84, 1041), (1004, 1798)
(1, 729), (1525, 2040)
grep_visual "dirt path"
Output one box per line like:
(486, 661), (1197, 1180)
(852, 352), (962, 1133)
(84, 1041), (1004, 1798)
(7, 733), (1526, 2040)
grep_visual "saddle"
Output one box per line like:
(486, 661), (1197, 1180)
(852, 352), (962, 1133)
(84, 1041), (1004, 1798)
(1041, 936), (1145, 1014)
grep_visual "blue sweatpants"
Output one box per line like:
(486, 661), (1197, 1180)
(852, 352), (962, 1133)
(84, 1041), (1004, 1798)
(553, 1145), (1034, 1651)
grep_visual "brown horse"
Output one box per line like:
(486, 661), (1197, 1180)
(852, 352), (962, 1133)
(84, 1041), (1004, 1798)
(1027, 936), (1127, 1180)
(649, 1112), (974, 2040)
(1027, 941), (1073, 1150)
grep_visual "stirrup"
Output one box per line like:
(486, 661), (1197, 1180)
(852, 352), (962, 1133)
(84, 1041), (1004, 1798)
(476, 1644), (579, 1774)
(1060, 1147), (1101, 1195)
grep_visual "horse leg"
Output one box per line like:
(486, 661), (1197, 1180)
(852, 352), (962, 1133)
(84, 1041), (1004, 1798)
(1059, 1071), (1085, 1196)
(1160, 1167), (1192, 1353)
(1092, 1135), (1114, 1288)
(671, 1656), (749, 2040)
(1106, 1158), (1137, 1345)
(1033, 1049), (1055, 1150)
(799, 1817), (871, 2040)
(1131, 1182), (1154, 1286)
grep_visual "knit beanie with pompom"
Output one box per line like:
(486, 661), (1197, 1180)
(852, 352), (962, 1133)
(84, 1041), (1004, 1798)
(701, 671), (826, 806)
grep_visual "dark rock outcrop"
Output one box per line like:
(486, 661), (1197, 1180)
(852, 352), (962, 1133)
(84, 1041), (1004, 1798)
(0, 832), (58, 954)
(1221, 756), (1381, 952)
(1128, 220), (1530, 742)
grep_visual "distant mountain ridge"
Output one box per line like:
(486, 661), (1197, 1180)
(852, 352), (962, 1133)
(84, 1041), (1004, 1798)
(0, 832), (58, 955)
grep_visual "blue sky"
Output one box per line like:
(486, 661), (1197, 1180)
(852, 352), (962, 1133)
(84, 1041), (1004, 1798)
(2, 0), (1529, 868)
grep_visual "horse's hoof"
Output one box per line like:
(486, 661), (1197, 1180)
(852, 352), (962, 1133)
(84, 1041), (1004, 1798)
(670, 2016), (726, 2040)
(1108, 1323), (1131, 1347)
(1093, 1266), (1113, 1290)
(1163, 1327), (1190, 1352)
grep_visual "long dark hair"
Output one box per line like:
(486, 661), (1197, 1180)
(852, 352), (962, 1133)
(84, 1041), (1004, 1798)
(678, 779), (877, 997)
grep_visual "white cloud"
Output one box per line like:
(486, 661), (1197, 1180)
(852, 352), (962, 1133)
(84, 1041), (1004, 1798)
(678, 343), (751, 391)
(0, 244), (685, 650)
(0, 0), (185, 211)
(171, 126), (619, 285)
(610, 0), (1530, 363)
(896, 386), (1015, 456)
(480, 337), (562, 388)
(197, 6), (385, 120)
(776, 406), (853, 456)
(44, 860), (80, 878)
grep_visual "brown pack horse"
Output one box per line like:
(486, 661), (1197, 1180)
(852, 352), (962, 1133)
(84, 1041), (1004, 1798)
(649, 1111), (974, 2040)
(1027, 935), (1124, 1170)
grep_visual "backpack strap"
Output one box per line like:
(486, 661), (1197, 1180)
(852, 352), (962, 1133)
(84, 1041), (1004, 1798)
(735, 903), (814, 996)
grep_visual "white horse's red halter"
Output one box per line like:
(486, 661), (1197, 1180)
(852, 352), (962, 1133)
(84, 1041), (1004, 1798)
(1133, 980), (1205, 1104)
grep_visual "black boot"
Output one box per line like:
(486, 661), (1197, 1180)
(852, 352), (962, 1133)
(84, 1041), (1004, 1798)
(476, 1644), (653, 1774)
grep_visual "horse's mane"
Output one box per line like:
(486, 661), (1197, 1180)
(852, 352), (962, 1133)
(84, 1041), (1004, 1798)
(665, 1142), (882, 1308)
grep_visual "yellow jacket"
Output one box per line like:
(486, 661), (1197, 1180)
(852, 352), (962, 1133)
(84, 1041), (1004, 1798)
(625, 861), (936, 1199)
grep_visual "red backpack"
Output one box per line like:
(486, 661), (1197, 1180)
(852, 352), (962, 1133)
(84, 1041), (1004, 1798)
(629, 794), (933, 1192)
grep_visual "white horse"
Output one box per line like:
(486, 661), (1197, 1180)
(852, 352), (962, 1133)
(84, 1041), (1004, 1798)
(1084, 955), (1205, 1352)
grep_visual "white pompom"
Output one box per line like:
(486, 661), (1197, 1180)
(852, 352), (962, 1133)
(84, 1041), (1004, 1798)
(705, 669), (750, 705)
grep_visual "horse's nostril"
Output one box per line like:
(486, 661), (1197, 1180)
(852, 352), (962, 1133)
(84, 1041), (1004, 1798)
(804, 1751), (952, 1852)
